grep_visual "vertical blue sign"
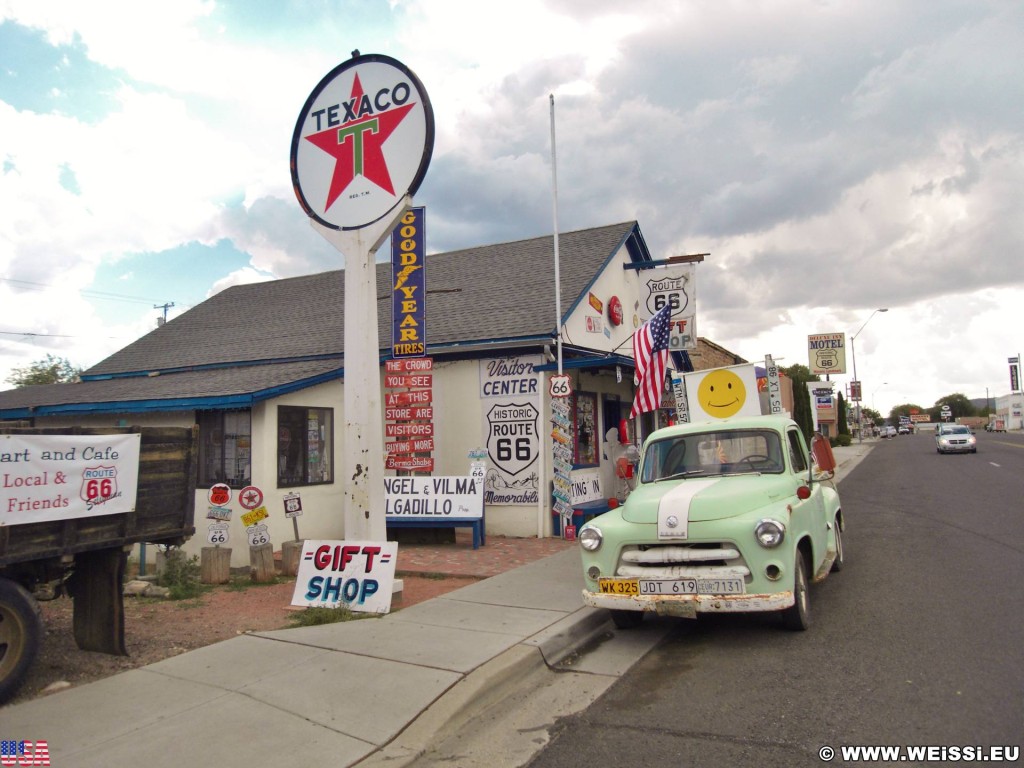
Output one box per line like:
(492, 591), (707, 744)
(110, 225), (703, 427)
(391, 207), (426, 358)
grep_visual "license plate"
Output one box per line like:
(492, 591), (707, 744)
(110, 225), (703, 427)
(598, 578), (745, 595)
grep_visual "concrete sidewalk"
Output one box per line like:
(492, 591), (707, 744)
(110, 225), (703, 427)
(1, 547), (623, 767)
(1, 439), (873, 767)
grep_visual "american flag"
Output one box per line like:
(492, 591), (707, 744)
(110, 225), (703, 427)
(630, 304), (673, 418)
(1, 740), (50, 766)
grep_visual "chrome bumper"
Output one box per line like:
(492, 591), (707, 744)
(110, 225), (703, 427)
(582, 588), (794, 616)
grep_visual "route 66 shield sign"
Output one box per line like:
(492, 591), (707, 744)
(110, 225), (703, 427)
(81, 465), (118, 504)
(644, 271), (691, 318)
(486, 402), (539, 477)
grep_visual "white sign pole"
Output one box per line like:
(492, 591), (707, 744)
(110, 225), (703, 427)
(313, 200), (410, 540)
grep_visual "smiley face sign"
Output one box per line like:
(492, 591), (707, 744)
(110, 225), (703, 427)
(685, 364), (761, 421)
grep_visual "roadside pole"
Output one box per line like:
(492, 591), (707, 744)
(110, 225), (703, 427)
(313, 207), (409, 540)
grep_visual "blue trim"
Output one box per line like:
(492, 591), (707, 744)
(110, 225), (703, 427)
(534, 353), (635, 372)
(4, 369), (346, 417)
(423, 334), (552, 355)
(81, 353), (344, 382)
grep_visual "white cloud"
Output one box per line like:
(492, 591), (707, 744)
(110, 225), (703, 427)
(0, 0), (1021, 412)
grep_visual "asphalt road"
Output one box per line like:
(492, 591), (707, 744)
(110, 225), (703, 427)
(527, 430), (1024, 768)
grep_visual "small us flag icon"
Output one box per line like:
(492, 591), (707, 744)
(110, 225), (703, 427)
(0, 740), (50, 766)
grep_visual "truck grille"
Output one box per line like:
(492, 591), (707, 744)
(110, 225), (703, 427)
(615, 543), (751, 580)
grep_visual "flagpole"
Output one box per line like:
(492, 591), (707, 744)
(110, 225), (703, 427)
(549, 94), (563, 375)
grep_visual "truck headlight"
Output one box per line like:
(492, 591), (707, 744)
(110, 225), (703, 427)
(579, 525), (603, 552)
(755, 519), (786, 548)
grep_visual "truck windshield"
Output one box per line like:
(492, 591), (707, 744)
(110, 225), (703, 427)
(640, 429), (785, 483)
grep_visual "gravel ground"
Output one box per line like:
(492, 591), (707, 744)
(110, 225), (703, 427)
(3, 571), (477, 709)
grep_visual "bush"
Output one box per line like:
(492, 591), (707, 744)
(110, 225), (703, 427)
(158, 547), (203, 600)
(831, 434), (853, 447)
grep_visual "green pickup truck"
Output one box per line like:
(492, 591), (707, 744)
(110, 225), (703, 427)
(578, 414), (844, 631)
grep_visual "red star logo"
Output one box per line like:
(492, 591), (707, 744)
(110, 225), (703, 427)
(304, 73), (416, 212)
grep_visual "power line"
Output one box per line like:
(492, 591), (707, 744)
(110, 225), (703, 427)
(0, 329), (126, 339)
(0, 277), (173, 306)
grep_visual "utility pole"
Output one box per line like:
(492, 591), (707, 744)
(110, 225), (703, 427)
(154, 302), (175, 326)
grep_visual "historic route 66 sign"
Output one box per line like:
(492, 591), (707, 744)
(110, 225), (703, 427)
(486, 402), (539, 477)
(207, 522), (230, 546)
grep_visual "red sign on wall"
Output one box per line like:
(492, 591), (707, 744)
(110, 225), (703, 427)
(386, 358), (433, 373)
(384, 373), (432, 389)
(386, 422), (435, 438)
(386, 456), (434, 471)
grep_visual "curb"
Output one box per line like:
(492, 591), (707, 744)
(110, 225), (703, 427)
(525, 605), (612, 665)
(357, 605), (611, 767)
(358, 644), (546, 767)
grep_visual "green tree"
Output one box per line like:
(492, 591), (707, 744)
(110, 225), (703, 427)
(5, 354), (82, 387)
(888, 403), (924, 425)
(782, 364), (819, 441)
(860, 407), (882, 426)
(932, 393), (975, 421)
(837, 392), (850, 436)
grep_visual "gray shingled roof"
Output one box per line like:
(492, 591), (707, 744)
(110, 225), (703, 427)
(87, 220), (641, 375)
(0, 221), (647, 416)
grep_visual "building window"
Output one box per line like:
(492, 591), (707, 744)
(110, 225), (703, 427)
(278, 406), (334, 488)
(198, 410), (251, 488)
(573, 392), (598, 467)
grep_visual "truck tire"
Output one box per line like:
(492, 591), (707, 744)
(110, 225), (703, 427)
(0, 578), (43, 704)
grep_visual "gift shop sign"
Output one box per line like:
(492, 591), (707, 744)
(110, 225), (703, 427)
(290, 53), (434, 231)
(291, 540), (397, 614)
(1, 433), (141, 526)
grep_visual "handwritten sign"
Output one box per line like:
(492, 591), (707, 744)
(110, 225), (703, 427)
(384, 476), (483, 519)
(291, 540), (397, 614)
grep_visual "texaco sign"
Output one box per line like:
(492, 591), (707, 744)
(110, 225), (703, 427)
(290, 53), (435, 230)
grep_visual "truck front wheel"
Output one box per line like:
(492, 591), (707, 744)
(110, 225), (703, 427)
(0, 578), (43, 704)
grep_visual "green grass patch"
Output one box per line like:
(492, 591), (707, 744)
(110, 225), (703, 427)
(224, 575), (291, 592)
(287, 605), (380, 627)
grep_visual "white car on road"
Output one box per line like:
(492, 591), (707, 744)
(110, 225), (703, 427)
(935, 424), (977, 454)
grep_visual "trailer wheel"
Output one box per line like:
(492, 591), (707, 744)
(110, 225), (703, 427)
(0, 578), (43, 704)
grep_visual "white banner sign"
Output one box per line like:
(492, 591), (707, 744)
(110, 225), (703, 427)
(291, 540), (397, 614)
(384, 476), (484, 519)
(1, 433), (141, 526)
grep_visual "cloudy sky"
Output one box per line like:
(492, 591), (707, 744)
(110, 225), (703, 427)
(1, 0), (1021, 416)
